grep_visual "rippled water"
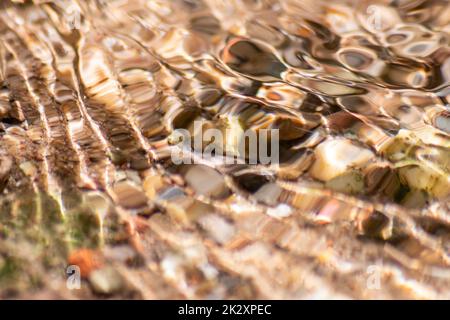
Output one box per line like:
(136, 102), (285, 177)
(0, 0), (449, 299)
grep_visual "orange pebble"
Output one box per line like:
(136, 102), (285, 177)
(68, 249), (103, 278)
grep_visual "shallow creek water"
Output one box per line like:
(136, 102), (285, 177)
(0, 0), (449, 299)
